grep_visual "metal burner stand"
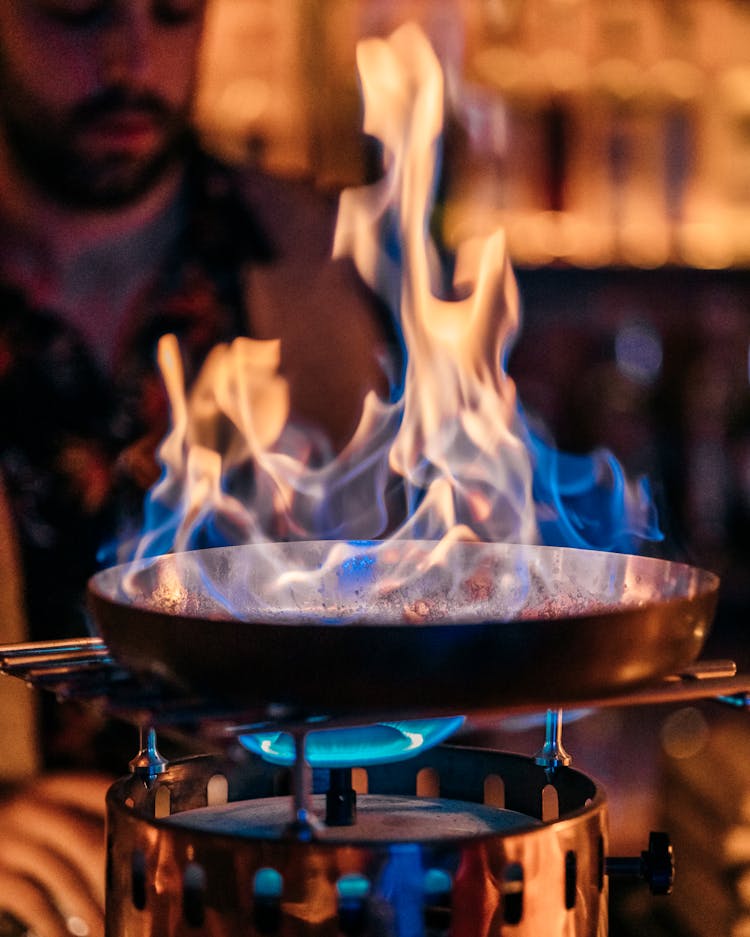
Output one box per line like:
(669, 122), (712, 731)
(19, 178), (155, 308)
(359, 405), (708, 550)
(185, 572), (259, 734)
(3, 640), (748, 937)
(108, 745), (612, 937)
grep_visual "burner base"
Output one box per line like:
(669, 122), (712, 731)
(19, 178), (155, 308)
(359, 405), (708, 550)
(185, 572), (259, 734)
(106, 746), (608, 936)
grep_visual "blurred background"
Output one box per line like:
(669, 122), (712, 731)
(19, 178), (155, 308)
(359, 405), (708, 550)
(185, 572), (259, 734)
(192, 3), (750, 934)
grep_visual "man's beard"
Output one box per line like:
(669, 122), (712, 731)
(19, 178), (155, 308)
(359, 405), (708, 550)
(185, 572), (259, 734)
(0, 83), (193, 211)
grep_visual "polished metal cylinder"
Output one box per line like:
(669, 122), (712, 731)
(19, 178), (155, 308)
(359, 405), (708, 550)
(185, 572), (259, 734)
(105, 746), (608, 936)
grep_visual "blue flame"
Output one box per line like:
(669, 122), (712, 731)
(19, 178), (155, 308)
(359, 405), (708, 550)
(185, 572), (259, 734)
(527, 426), (662, 553)
(240, 717), (465, 768)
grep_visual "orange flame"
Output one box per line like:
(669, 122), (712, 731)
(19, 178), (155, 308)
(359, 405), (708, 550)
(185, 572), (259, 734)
(334, 23), (536, 545)
(129, 22), (658, 575)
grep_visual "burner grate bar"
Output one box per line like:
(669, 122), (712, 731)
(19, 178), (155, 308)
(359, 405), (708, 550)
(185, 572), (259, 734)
(0, 636), (107, 658)
(2, 650), (113, 672)
(0, 638), (116, 686)
(2, 639), (750, 731)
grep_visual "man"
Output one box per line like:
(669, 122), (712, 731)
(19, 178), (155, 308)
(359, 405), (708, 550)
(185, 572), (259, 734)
(0, 1), (393, 933)
(0, 0), (392, 720)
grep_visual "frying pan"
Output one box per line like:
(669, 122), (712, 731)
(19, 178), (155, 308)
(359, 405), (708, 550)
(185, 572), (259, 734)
(88, 540), (719, 721)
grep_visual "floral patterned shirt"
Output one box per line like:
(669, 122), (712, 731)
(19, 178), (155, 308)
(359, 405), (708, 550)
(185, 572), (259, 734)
(0, 144), (280, 767)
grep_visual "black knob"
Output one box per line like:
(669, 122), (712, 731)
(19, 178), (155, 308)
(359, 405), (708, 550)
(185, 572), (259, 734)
(606, 831), (675, 896)
(641, 831), (674, 896)
(325, 768), (357, 826)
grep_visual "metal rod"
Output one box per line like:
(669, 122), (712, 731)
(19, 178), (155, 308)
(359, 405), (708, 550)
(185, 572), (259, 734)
(6, 658), (114, 678)
(534, 708), (572, 771)
(464, 669), (750, 725)
(2, 649), (111, 669)
(674, 660), (737, 680)
(287, 730), (318, 840)
(567, 673), (750, 710)
(606, 857), (642, 877)
(0, 637), (107, 657)
(129, 725), (168, 779)
(1, 638), (102, 654)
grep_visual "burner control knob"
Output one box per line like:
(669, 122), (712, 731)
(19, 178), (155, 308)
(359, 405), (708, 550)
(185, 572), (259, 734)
(641, 832), (675, 896)
(606, 831), (675, 896)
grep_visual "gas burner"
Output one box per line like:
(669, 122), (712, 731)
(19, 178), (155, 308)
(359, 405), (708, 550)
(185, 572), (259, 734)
(3, 639), (750, 937)
(107, 745), (668, 937)
(1, 542), (744, 937)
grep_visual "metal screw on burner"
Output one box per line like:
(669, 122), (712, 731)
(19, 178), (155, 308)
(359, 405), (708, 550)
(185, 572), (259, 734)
(534, 708), (572, 774)
(285, 730), (323, 840)
(129, 725), (169, 780)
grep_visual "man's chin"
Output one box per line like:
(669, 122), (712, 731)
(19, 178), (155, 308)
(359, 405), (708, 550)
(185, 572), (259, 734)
(36, 139), (186, 211)
(1, 111), (191, 211)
